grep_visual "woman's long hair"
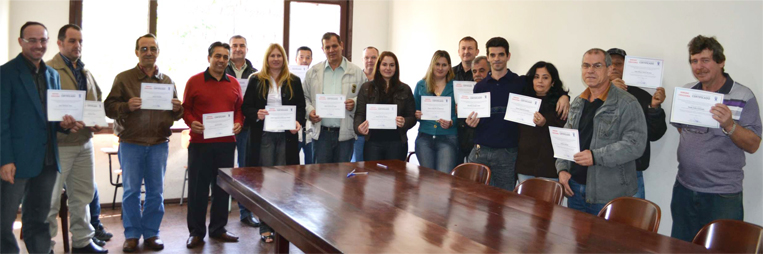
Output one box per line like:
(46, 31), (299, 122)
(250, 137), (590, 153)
(524, 61), (568, 111)
(423, 50), (454, 94)
(368, 51), (401, 101)
(256, 43), (293, 100)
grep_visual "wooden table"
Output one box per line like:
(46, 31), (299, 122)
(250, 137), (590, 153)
(218, 160), (709, 253)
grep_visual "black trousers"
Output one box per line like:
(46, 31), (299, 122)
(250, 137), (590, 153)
(187, 142), (235, 237)
(364, 140), (407, 161)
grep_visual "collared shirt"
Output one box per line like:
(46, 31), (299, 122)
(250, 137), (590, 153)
(22, 56), (56, 166)
(138, 64), (160, 79)
(453, 62), (474, 81)
(60, 53), (87, 91)
(228, 60), (248, 79)
(321, 58), (347, 127)
(203, 68), (230, 82)
(674, 73), (762, 194)
(472, 69), (525, 148)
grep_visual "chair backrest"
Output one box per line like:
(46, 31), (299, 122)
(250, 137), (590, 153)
(406, 151), (416, 163)
(692, 219), (763, 253)
(450, 163), (491, 185)
(513, 178), (564, 205)
(597, 197), (661, 233)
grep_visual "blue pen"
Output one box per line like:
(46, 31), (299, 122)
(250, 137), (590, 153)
(346, 169), (357, 178)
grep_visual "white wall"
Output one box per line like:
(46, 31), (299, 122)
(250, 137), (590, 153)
(7, 0), (68, 61)
(388, 0), (763, 236)
(349, 0), (389, 67)
(1, 0), (9, 61)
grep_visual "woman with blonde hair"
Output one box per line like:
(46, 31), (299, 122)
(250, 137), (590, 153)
(413, 50), (459, 173)
(241, 43), (305, 243)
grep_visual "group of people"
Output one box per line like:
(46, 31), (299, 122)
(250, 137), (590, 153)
(1, 20), (760, 254)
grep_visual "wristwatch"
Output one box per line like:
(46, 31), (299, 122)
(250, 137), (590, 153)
(722, 122), (737, 136)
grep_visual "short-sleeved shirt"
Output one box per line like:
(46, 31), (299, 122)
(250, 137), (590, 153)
(321, 58), (347, 128)
(674, 73), (762, 194)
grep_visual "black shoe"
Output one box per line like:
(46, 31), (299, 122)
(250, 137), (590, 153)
(92, 237), (106, 247)
(72, 242), (108, 253)
(240, 215), (260, 227)
(94, 224), (113, 241)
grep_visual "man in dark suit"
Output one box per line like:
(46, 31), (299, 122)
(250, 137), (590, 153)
(0, 21), (82, 254)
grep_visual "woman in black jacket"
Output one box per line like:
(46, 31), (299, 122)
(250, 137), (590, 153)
(354, 51), (416, 161)
(241, 43), (306, 242)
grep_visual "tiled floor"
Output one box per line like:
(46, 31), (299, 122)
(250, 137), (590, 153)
(13, 201), (304, 254)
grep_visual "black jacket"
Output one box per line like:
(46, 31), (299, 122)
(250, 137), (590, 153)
(241, 74), (306, 166)
(354, 81), (416, 143)
(626, 86), (667, 171)
(226, 59), (258, 128)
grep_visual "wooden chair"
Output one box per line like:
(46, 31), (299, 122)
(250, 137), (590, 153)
(180, 130), (191, 205)
(692, 219), (763, 253)
(597, 197), (661, 233)
(406, 151), (416, 163)
(450, 163), (491, 185)
(513, 178), (564, 205)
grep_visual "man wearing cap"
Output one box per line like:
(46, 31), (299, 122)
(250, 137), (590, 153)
(670, 35), (761, 242)
(607, 48), (667, 199)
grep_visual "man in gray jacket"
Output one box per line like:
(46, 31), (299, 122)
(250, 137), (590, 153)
(556, 48), (647, 215)
(303, 32), (367, 163)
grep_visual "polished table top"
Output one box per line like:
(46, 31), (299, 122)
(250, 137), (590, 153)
(218, 160), (710, 253)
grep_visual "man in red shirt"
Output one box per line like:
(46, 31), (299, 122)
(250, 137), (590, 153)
(182, 42), (243, 249)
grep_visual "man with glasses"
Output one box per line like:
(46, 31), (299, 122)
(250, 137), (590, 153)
(224, 35), (261, 229)
(606, 48), (667, 199)
(670, 35), (761, 242)
(104, 33), (183, 252)
(1, 21), (82, 254)
(45, 24), (107, 253)
(555, 48), (646, 215)
(303, 32), (367, 163)
(183, 41), (243, 249)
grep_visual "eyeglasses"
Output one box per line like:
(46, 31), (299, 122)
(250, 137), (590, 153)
(581, 63), (605, 70)
(139, 46), (159, 53)
(21, 37), (48, 44)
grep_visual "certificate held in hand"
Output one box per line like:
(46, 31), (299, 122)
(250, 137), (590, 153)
(670, 87), (723, 128)
(265, 106), (297, 131)
(83, 101), (108, 127)
(504, 93), (541, 127)
(453, 81), (476, 103)
(203, 111), (234, 139)
(367, 104), (397, 130)
(47, 90), (85, 121)
(140, 83), (174, 110)
(622, 56), (665, 89)
(420, 96), (451, 121)
(315, 94), (346, 118)
(237, 79), (249, 96)
(549, 126), (580, 161)
(456, 92), (490, 118)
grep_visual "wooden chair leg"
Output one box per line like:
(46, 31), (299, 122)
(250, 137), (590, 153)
(60, 190), (70, 253)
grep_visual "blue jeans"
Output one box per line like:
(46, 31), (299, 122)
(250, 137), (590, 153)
(467, 145), (517, 191)
(635, 171), (645, 199)
(566, 178), (607, 215)
(90, 185), (102, 228)
(118, 142), (168, 240)
(415, 133), (458, 173)
(312, 127), (354, 163)
(0, 164), (57, 254)
(351, 136), (365, 162)
(235, 129), (252, 220)
(670, 180), (743, 242)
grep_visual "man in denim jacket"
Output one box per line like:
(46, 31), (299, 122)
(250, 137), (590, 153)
(556, 48), (647, 215)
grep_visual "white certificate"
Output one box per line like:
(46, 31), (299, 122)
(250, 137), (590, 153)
(203, 111), (234, 139)
(140, 83), (174, 110)
(504, 93), (542, 127)
(549, 126), (580, 161)
(237, 79), (249, 96)
(670, 87), (723, 128)
(289, 65), (308, 82)
(315, 94), (346, 119)
(367, 104), (397, 130)
(82, 101), (107, 127)
(265, 106), (297, 131)
(47, 90), (85, 121)
(453, 81), (476, 104)
(456, 92), (490, 118)
(622, 56), (665, 89)
(420, 96), (451, 121)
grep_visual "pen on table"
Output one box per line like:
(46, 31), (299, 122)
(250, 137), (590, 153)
(377, 163), (388, 169)
(346, 169), (356, 178)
